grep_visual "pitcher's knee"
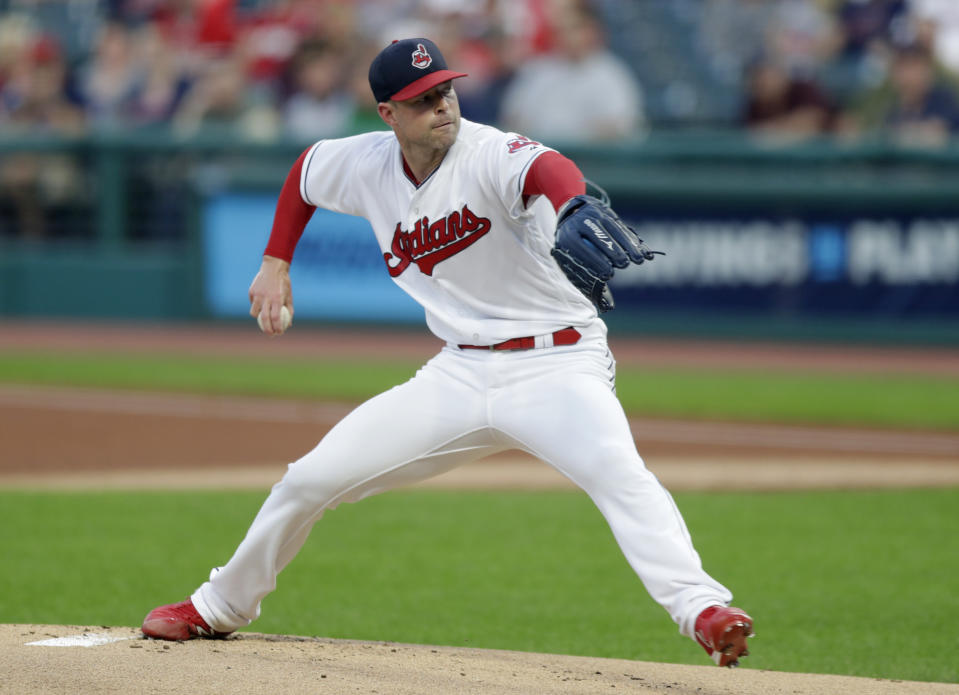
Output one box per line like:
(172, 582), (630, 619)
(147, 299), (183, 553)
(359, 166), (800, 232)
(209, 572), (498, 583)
(575, 449), (656, 496)
(275, 459), (358, 509)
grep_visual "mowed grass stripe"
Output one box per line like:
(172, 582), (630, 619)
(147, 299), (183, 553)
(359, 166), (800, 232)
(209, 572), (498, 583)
(0, 350), (958, 430)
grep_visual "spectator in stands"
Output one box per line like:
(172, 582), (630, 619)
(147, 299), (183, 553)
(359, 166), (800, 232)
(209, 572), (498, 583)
(2, 0), (101, 66)
(883, 41), (959, 143)
(493, 0), (558, 60)
(765, 0), (837, 78)
(341, 38), (386, 133)
(150, 0), (239, 60)
(0, 35), (87, 238)
(413, 1), (505, 126)
(281, 38), (354, 140)
(123, 24), (192, 128)
(834, 0), (910, 50)
(907, 1), (959, 79)
(741, 53), (835, 139)
(0, 34), (84, 134)
(838, 41), (959, 145)
(697, 0), (777, 90)
(240, 0), (318, 92)
(172, 55), (279, 140)
(455, 26), (518, 126)
(819, 0), (911, 99)
(499, 0), (644, 142)
(0, 13), (37, 94)
(143, 0), (243, 99)
(75, 21), (142, 129)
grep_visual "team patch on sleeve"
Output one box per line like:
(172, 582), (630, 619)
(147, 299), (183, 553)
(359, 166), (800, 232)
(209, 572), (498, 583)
(506, 135), (541, 154)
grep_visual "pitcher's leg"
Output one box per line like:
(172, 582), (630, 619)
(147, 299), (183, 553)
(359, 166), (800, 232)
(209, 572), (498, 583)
(193, 360), (497, 632)
(492, 360), (731, 638)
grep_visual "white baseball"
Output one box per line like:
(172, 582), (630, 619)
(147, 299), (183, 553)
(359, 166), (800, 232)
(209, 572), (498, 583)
(258, 305), (292, 334)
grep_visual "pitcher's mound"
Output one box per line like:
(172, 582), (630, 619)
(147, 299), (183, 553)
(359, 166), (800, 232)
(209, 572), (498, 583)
(5, 624), (956, 695)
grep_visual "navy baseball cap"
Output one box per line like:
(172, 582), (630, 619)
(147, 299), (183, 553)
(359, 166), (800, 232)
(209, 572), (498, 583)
(368, 38), (468, 103)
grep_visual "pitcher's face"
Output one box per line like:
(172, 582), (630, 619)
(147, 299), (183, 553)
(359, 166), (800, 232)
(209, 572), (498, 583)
(381, 81), (461, 152)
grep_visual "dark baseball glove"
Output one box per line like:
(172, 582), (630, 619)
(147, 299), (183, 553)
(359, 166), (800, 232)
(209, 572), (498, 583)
(551, 194), (663, 312)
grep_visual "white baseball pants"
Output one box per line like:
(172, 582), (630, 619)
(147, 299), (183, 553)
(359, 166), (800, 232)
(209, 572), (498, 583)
(191, 322), (732, 639)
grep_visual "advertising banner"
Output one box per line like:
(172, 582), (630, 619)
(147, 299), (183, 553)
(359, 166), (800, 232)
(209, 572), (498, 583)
(611, 213), (959, 317)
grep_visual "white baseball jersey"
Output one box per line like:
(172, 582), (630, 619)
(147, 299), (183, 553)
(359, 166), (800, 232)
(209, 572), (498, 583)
(298, 118), (596, 346)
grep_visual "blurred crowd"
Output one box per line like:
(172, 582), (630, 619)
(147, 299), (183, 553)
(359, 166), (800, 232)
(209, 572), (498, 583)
(716, 0), (959, 146)
(1, 0), (958, 145)
(0, 0), (645, 144)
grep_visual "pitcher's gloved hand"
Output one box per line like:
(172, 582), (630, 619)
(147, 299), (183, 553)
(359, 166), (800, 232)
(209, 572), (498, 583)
(551, 194), (663, 312)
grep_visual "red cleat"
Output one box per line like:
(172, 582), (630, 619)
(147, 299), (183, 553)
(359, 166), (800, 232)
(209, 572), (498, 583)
(141, 599), (232, 641)
(694, 605), (754, 667)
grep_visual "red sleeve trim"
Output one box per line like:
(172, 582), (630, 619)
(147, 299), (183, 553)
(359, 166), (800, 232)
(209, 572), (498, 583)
(522, 151), (586, 212)
(263, 147), (316, 262)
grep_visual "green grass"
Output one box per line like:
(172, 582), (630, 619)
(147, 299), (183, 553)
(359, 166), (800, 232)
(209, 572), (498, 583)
(1, 488), (957, 683)
(1, 350), (958, 429)
(0, 351), (411, 403)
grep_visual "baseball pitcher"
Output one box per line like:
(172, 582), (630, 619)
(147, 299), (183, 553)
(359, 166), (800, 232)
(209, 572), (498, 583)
(141, 38), (754, 667)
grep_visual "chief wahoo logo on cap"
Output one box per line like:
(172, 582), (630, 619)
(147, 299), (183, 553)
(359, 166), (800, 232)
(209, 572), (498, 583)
(412, 43), (432, 69)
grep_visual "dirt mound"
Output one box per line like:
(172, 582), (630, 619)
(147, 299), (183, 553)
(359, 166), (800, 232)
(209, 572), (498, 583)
(5, 624), (957, 695)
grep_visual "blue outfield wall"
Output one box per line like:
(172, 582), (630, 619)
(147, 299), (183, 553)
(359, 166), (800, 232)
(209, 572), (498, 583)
(202, 193), (959, 325)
